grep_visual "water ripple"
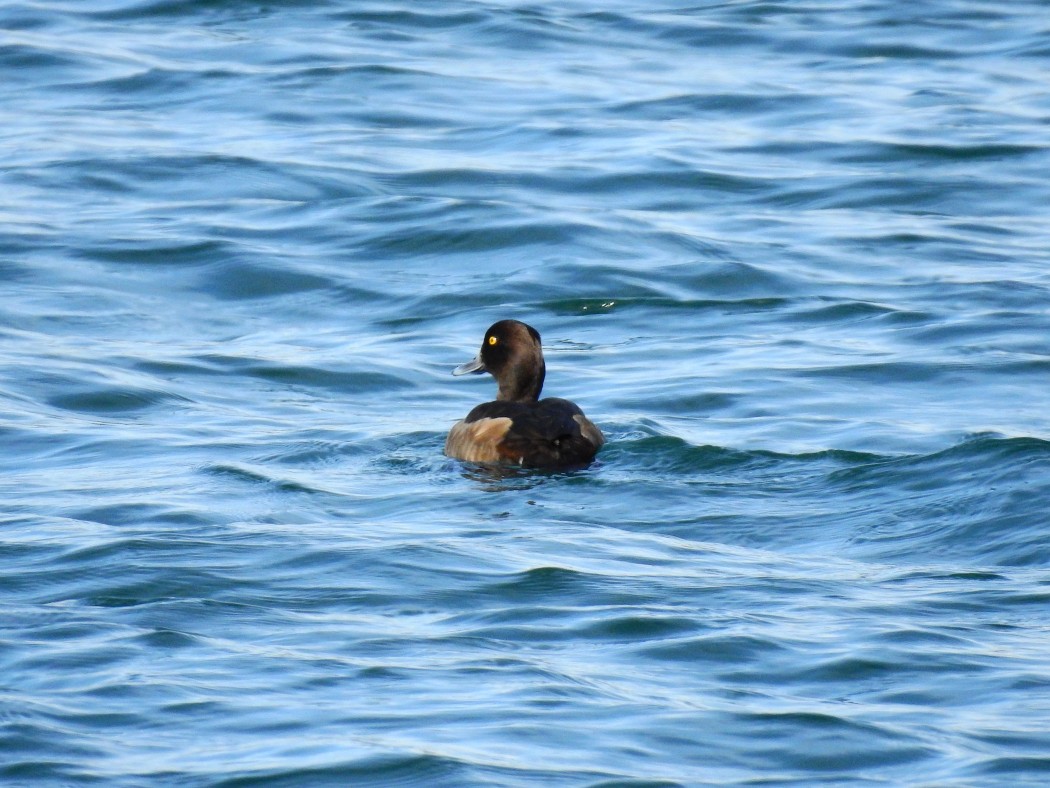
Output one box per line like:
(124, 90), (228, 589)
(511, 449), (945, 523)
(3, 0), (1050, 785)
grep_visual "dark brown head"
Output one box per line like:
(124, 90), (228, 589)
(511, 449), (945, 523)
(452, 320), (546, 402)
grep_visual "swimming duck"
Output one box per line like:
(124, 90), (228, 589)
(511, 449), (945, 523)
(445, 320), (605, 467)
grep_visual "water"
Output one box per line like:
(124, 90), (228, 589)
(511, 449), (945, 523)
(3, 1), (1050, 784)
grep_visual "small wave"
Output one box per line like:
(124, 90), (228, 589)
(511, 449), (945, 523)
(830, 435), (1050, 565)
(47, 386), (181, 415)
(199, 260), (335, 300)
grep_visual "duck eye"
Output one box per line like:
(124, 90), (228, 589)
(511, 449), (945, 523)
(488, 336), (498, 346)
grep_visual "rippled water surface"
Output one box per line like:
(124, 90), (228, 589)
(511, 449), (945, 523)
(3, 1), (1050, 784)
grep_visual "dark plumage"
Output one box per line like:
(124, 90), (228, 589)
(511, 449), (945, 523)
(445, 320), (605, 467)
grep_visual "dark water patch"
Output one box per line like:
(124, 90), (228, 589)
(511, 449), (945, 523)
(972, 756), (1050, 779)
(740, 713), (934, 772)
(79, 239), (227, 266)
(829, 435), (1050, 493)
(831, 436), (1050, 565)
(317, 109), (444, 131)
(83, 0), (332, 22)
(545, 295), (791, 317)
(382, 166), (772, 204)
(50, 535), (215, 571)
(835, 229), (1021, 270)
(611, 436), (768, 476)
(0, 737), (107, 782)
(906, 312), (1050, 347)
(0, 5), (57, 32)
(577, 169), (773, 202)
(47, 386), (178, 415)
(995, 587), (1050, 608)
(0, 43), (91, 83)
(641, 229), (739, 260)
(641, 634), (787, 664)
(210, 752), (535, 788)
(199, 261), (335, 300)
(132, 628), (198, 649)
(974, 730), (1050, 755)
(7, 632), (139, 678)
(613, 434), (880, 477)
(871, 626), (981, 649)
(202, 463), (328, 496)
(660, 261), (801, 298)
(276, 63), (435, 83)
(800, 361), (955, 384)
(78, 571), (239, 609)
(787, 300), (900, 325)
(357, 218), (583, 259)
(479, 8), (594, 51)
(478, 567), (649, 608)
(830, 42), (963, 60)
(453, 463), (573, 491)
(132, 358), (229, 379)
(839, 141), (1044, 165)
(609, 92), (818, 120)
(259, 439), (353, 467)
(69, 502), (214, 528)
(2, 619), (111, 645)
(885, 280), (1050, 316)
(35, 155), (376, 204)
(534, 260), (800, 307)
(589, 433), (1050, 566)
(0, 257), (35, 281)
(1012, 38), (1050, 58)
(797, 653), (969, 685)
(335, 8), (489, 30)
(771, 175), (1028, 214)
(616, 391), (740, 416)
(26, 437), (182, 475)
(888, 569), (1008, 583)
(75, 67), (244, 106)
(194, 356), (413, 393)
(652, 20), (767, 50)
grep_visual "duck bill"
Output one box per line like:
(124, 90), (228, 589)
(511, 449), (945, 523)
(452, 355), (486, 376)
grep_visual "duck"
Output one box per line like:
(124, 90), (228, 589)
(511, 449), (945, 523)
(445, 320), (605, 467)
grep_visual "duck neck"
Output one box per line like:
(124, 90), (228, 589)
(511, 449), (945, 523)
(497, 361), (545, 403)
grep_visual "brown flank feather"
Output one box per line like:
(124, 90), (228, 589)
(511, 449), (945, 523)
(444, 417), (513, 463)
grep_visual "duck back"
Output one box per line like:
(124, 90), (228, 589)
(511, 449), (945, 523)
(446, 397), (604, 467)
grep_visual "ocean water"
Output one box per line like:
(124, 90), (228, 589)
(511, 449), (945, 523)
(3, 0), (1050, 784)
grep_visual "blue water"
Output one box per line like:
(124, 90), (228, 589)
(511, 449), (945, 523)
(3, 1), (1050, 784)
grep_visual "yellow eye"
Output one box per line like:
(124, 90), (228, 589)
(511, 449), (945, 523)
(488, 336), (498, 346)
